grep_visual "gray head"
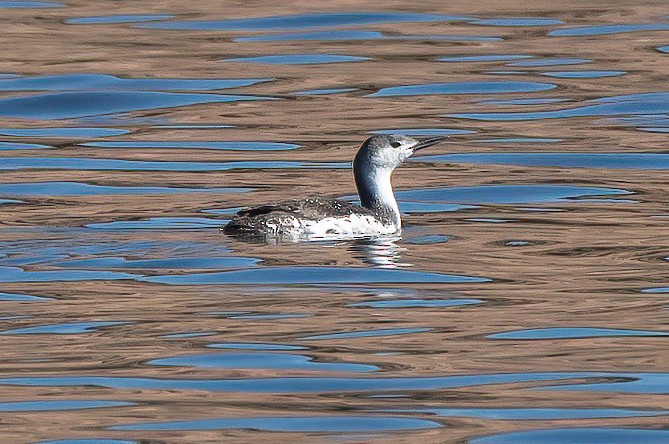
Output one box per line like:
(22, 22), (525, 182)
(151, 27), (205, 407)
(353, 135), (445, 226)
(354, 134), (444, 171)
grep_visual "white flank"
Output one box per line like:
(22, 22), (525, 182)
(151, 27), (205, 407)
(303, 214), (397, 239)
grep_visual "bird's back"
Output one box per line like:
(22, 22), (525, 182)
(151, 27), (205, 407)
(222, 196), (396, 240)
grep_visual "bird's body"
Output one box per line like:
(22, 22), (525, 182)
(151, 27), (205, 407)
(223, 196), (396, 239)
(222, 135), (445, 241)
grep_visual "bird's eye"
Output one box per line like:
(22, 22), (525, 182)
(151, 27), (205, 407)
(390, 141), (401, 148)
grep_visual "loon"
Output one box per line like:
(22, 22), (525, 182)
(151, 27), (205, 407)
(222, 135), (445, 240)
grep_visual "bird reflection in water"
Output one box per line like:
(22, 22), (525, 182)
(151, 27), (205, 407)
(348, 235), (409, 268)
(227, 230), (409, 268)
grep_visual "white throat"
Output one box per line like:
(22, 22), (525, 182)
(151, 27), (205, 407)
(358, 166), (401, 228)
(369, 167), (399, 212)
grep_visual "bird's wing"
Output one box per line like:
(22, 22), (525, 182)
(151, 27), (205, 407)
(235, 203), (300, 218)
(234, 197), (371, 219)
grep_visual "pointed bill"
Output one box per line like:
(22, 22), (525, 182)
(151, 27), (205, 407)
(412, 137), (447, 151)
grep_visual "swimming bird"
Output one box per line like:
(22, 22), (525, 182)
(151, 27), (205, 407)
(222, 135), (445, 240)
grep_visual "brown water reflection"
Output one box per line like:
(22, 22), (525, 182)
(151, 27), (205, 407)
(1, 0), (668, 443)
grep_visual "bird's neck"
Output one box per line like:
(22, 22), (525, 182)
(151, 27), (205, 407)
(354, 163), (401, 228)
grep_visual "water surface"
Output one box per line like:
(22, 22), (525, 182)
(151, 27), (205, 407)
(549, 24), (669, 36)
(85, 217), (227, 230)
(469, 18), (563, 27)
(0, 157), (348, 171)
(0, 291), (50, 301)
(67, 14), (173, 25)
(233, 30), (502, 43)
(395, 185), (632, 206)
(471, 428), (669, 444)
(0, 182), (251, 196)
(38, 440), (134, 444)
(0, 372), (661, 393)
(0, 141), (51, 150)
(0, 73), (270, 91)
(448, 91), (669, 120)
(506, 58), (590, 67)
(0, 1), (61, 7)
(81, 141), (299, 150)
(0, 266), (134, 283)
(0, 127), (130, 138)
(141, 266), (490, 285)
(0, 400), (132, 411)
(419, 153), (669, 169)
(140, 12), (471, 31)
(0, 321), (128, 335)
(300, 327), (432, 340)
(385, 407), (668, 420)
(350, 299), (482, 309)
(150, 352), (379, 372)
(0, 92), (272, 120)
(112, 416), (442, 432)
(369, 81), (555, 97)
(542, 70), (626, 78)
(224, 54), (370, 64)
(488, 327), (669, 340)
(1, 1), (667, 442)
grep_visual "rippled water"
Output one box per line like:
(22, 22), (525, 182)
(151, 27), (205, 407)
(0, 1), (668, 443)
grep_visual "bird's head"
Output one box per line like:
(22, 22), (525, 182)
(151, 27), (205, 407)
(355, 134), (445, 170)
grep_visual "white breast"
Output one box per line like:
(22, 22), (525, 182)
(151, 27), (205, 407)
(302, 214), (398, 239)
